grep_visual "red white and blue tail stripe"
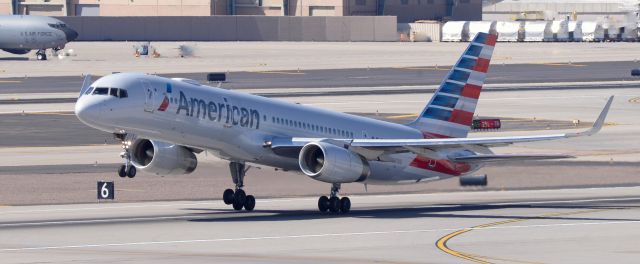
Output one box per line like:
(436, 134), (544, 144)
(408, 32), (497, 138)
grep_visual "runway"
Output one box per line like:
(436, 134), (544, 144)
(2, 187), (640, 263)
(1, 44), (640, 263)
(1, 61), (638, 94)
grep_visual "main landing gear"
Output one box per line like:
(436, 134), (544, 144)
(116, 133), (136, 178)
(36, 49), (47, 61)
(318, 183), (351, 214)
(222, 162), (256, 211)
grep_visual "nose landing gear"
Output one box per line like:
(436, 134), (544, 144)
(36, 49), (47, 61)
(115, 133), (136, 178)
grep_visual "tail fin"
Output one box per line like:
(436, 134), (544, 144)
(408, 32), (497, 138)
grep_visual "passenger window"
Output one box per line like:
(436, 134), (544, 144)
(119, 89), (128, 98)
(109, 88), (118, 97)
(92, 87), (109, 95)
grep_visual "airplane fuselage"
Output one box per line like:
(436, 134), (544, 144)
(76, 73), (484, 184)
(0, 15), (78, 54)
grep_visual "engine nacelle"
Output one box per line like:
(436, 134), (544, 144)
(2, 48), (31, 55)
(298, 141), (370, 183)
(130, 139), (197, 176)
(459, 175), (488, 186)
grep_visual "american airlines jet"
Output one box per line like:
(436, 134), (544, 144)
(75, 33), (613, 213)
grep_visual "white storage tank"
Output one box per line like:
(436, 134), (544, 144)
(581, 21), (604, 42)
(468, 21), (497, 41)
(496, 21), (522, 42)
(549, 20), (570, 41)
(568, 21), (583, 41)
(442, 21), (469, 42)
(523, 21), (551, 42)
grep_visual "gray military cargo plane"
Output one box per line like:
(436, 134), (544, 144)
(0, 15), (78, 60)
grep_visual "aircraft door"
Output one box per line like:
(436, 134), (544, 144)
(141, 80), (155, 112)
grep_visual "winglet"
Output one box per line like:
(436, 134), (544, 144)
(79, 74), (92, 98)
(568, 96), (614, 137)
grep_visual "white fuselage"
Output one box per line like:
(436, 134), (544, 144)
(76, 73), (483, 184)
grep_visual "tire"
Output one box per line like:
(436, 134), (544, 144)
(318, 196), (329, 212)
(118, 165), (126, 178)
(127, 166), (136, 178)
(328, 197), (340, 213)
(340, 197), (351, 214)
(234, 189), (246, 206)
(223, 189), (235, 205)
(244, 195), (255, 211)
(232, 199), (244, 210)
(37, 54), (44, 60)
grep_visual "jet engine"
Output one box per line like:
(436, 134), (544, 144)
(129, 139), (197, 176)
(2, 49), (31, 55)
(298, 141), (370, 183)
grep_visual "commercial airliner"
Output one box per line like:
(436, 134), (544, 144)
(0, 15), (78, 60)
(75, 33), (613, 213)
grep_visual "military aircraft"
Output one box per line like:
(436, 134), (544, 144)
(0, 15), (78, 60)
(75, 33), (613, 213)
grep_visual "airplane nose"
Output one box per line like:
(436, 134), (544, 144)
(75, 97), (99, 125)
(65, 28), (79, 42)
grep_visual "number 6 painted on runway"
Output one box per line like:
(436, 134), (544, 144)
(101, 183), (109, 198)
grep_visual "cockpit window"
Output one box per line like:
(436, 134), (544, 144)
(92, 87), (109, 95)
(84, 87), (94, 95)
(47, 23), (66, 29)
(109, 88), (118, 97)
(119, 89), (128, 98)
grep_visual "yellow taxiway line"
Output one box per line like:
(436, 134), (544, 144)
(436, 209), (606, 264)
(0, 80), (22, 83)
(385, 113), (418, 119)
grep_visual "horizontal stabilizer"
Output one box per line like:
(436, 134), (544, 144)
(453, 154), (574, 163)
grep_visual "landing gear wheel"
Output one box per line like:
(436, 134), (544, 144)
(328, 197), (340, 213)
(340, 197), (351, 214)
(244, 195), (255, 211)
(232, 199), (244, 211)
(223, 189), (235, 205)
(126, 166), (136, 178)
(36, 53), (47, 61)
(234, 189), (247, 206)
(318, 196), (329, 212)
(118, 165), (126, 178)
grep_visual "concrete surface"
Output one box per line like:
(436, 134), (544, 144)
(1, 42), (639, 78)
(2, 61), (640, 94)
(1, 187), (639, 263)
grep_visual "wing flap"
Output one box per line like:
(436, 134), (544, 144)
(453, 154), (574, 163)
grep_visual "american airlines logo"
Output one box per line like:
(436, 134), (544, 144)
(174, 91), (261, 129)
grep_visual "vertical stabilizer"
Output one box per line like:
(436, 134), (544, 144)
(408, 32), (497, 138)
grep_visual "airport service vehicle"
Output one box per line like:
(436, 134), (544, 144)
(0, 15), (78, 60)
(75, 33), (613, 213)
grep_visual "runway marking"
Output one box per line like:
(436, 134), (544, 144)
(0, 80), (21, 83)
(2, 218), (640, 252)
(255, 71), (305, 75)
(24, 112), (75, 116)
(538, 63), (588, 67)
(397, 66), (449, 71)
(435, 209), (607, 264)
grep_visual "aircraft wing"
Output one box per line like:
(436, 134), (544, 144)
(270, 96), (613, 160)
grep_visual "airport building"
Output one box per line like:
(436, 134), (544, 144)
(2, 0), (480, 23)
(483, 0), (640, 24)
